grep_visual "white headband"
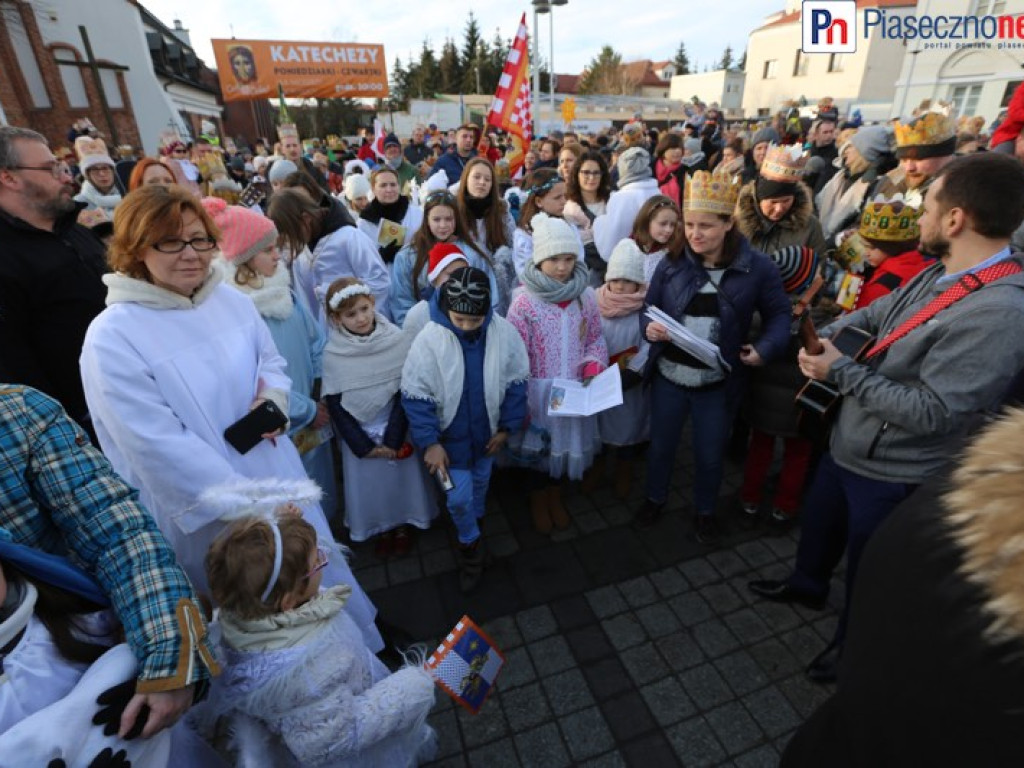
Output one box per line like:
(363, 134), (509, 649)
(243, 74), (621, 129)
(328, 283), (372, 311)
(260, 520), (284, 602)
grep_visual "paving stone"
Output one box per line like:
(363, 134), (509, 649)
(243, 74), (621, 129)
(586, 585), (629, 619)
(423, 756), (467, 768)
(704, 700), (765, 756)
(422, 547), (457, 577)
(583, 656), (633, 701)
(620, 641), (671, 687)
(667, 591), (714, 627)
(516, 605), (558, 642)
(487, 532), (521, 558)
(620, 731), (680, 768)
(635, 602), (682, 639)
(600, 690), (657, 743)
(578, 751), (628, 768)
(601, 613), (647, 651)
(734, 744), (781, 768)
(735, 540), (777, 569)
(467, 737), (520, 768)
(778, 673), (834, 719)
(550, 593), (599, 631)
(714, 649), (770, 697)
(752, 599), (803, 634)
(724, 608), (774, 645)
(679, 557), (720, 588)
(744, 685), (803, 738)
(566, 624), (615, 665)
(762, 534), (797, 560)
(775, 730), (796, 755)
(655, 630), (706, 672)
(727, 575), (764, 607)
(779, 625), (827, 663)
(483, 615), (523, 652)
(417, 525), (452, 553)
(543, 667), (596, 716)
(497, 646), (536, 690)
(812, 613), (839, 644)
(618, 576), (659, 608)
(692, 618), (742, 659)
(457, 697), (509, 749)
(600, 502), (633, 527)
(666, 716), (727, 767)
(500, 681), (552, 732)
(560, 706), (617, 762)
(678, 663), (733, 711)
(514, 546), (591, 604)
(649, 566), (689, 598)
(385, 553), (423, 584)
(355, 563), (388, 593)
(699, 582), (744, 614)
(428, 708), (463, 760)
(639, 676), (697, 727)
(574, 511), (610, 534)
(513, 723), (571, 768)
(527, 634), (576, 677)
(706, 549), (749, 578)
(748, 637), (803, 681)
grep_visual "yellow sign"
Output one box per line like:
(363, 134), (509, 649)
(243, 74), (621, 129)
(212, 39), (389, 102)
(561, 97), (577, 126)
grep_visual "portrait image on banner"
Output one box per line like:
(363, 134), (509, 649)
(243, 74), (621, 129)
(213, 39), (389, 102)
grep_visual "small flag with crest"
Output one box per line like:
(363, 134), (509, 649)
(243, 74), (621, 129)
(426, 616), (505, 714)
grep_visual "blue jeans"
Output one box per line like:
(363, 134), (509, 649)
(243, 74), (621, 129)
(789, 452), (917, 642)
(447, 457), (495, 545)
(645, 373), (729, 516)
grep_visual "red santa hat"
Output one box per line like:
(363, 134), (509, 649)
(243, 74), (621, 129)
(427, 242), (469, 283)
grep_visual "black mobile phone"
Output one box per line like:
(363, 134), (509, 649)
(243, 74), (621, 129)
(224, 400), (288, 454)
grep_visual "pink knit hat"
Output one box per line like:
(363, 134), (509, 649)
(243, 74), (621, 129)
(200, 197), (278, 265)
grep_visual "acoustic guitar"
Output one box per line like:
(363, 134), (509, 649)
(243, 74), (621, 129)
(795, 313), (875, 427)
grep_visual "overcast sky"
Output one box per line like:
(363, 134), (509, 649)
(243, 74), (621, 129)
(142, 1), (783, 78)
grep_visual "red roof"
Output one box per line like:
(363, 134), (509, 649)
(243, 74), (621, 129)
(758, 0), (915, 29)
(622, 60), (668, 87)
(555, 74), (581, 94)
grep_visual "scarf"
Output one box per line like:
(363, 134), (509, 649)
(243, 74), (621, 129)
(322, 314), (411, 422)
(76, 181), (122, 214)
(222, 260), (294, 320)
(359, 195), (410, 226)
(519, 261), (590, 304)
(465, 194), (493, 219)
(402, 314), (530, 433)
(595, 283), (647, 318)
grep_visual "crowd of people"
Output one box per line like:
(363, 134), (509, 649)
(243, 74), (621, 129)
(2, 81), (1024, 764)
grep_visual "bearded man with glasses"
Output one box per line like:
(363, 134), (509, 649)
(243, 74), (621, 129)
(0, 126), (108, 437)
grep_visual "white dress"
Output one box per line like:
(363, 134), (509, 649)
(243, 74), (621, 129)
(339, 401), (438, 542)
(80, 270), (382, 651)
(597, 313), (651, 446)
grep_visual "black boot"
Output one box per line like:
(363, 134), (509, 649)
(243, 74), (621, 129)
(458, 538), (486, 593)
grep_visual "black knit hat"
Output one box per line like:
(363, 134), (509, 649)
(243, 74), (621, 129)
(442, 266), (491, 317)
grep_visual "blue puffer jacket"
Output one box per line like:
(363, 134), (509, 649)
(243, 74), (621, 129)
(641, 236), (792, 378)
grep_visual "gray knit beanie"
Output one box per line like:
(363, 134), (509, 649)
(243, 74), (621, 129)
(848, 126), (892, 164)
(268, 159), (298, 183)
(617, 147), (652, 188)
(751, 127), (781, 148)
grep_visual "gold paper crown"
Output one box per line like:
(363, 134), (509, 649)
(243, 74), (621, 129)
(894, 103), (956, 149)
(759, 143), (808, 183)
(684, 168), (741, 216)
(277, 123), (299, 141)
(859, 193), (920, 243)
(835, 231), (869, 273)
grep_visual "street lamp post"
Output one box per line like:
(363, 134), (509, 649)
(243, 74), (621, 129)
(531, 0), (568, 137)
(548, 0), (567, 122)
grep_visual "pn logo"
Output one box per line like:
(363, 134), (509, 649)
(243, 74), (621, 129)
(802, 0), (857, 54)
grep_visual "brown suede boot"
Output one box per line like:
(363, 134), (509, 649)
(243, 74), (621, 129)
(531, 489), (552, 534)
(548, 484), (570, 530)
(614, 458), (633, 499)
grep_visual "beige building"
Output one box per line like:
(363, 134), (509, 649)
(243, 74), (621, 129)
(670, 70), (746, 117)
(890, 0), (1023, 124)
(741, 0), (917, 119)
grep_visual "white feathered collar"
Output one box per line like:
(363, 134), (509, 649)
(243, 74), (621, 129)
(220, 259), (295, 320)
(218, 585), (352, 653)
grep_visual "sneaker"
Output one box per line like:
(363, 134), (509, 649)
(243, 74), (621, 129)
(693, 514), (721, 546)
(632, 499), (665, 528)
(767, 508), (797, 535)
(740, 501), (759, 517)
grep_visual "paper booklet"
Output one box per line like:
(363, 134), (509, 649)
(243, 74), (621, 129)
(644, 306), (732, 374)
(547, 364), (623, 417)
(377, 219), (406, 247)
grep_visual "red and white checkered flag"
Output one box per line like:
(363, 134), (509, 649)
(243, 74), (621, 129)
(487, 14), (531, 175)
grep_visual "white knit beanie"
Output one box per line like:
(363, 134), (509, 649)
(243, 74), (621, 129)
(606, 239), (646, 284)
(531, 212), (581, 264)
(267, 159), (298, 183)
(344, 173), (371, 201)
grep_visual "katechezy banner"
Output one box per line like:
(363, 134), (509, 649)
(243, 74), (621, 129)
(212, 39), (389, 102)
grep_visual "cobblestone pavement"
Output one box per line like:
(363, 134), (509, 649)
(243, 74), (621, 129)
(342, 448), (843, 767)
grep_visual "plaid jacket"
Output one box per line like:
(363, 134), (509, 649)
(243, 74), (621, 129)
(0, 385), (217, 692)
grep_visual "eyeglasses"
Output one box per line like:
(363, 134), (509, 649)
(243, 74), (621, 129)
(171, 149), (187, 155)
(8, 161), (72, 179)
(152, 237), (218, 254)
(579, 170), (602, 177)
(305, 544), (329, 581)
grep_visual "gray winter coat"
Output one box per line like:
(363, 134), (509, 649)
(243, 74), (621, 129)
(824, 257), (1024, 483)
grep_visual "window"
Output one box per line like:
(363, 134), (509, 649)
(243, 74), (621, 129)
(828, 53), (846, 73)
(793, 50), (809, 77)
(763, 59), (777, 79)
(973, 0), (1006, 14)
(56, 61), (89, 108)
(757, 108), (770, 117)
(950, 84), (983, 116)
(99, 69), (123, 109)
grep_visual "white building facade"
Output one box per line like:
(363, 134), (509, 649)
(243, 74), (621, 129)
(669, 70), (746, 116)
